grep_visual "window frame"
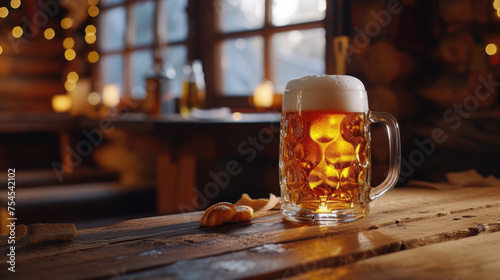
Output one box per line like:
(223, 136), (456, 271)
(96, 0), (336, 108)
(197, 0), (335, 108)
(97, 0), (192, 98)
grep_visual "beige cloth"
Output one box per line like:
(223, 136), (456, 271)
(407, 169), (500, 190)
(0, 223), (76, 246)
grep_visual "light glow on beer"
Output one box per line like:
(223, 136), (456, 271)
(52, 94), (72, 113)
(102, 84), (121, 108)
(282, 111), (367, 212)
(253, 81), (274, 108)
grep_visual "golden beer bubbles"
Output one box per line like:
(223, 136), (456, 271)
(281, 111), (367, 209)
(309, 115), (341, 143)
(325, 140), (356, 169)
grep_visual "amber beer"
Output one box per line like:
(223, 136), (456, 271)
(281, 111), (369, 211)
(280, 75), (401, 223)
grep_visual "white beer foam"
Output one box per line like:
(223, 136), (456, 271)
(283, 75), (369, 112)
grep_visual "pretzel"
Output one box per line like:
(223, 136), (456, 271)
(230, 206), (254, 223)
(200, 202), (237, 227)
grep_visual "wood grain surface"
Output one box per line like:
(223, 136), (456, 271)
(1, 186), (499, 279)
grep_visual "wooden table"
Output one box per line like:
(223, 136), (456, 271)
(1, 185), (499, 279)
(81, 112), (281, 215)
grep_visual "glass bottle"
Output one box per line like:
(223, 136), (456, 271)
(144, 57), (176, 116)
(179, 60), (205, 117)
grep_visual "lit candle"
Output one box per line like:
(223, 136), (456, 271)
(51, 94), (72, 113)
(253, 81), (274, 108)
(102, 84), (121, 108)
(69, 78), (91, 116)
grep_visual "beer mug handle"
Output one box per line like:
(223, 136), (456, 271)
(368, 111), (401, 201)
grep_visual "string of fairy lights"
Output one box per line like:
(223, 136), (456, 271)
(487, 0), (500, 56)
(0, 0), (101, 112)
(60, 0), (100, 93)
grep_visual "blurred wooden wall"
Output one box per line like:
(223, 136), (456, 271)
(0, 1), (65, 112)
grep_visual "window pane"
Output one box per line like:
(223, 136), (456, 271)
(163, 45), (188, 97)
(130, 50), (154, 99)
(100, 54), (124, 94)
(272, 28), (325, 91)
(221, 36), (263, 96)
(100, 6), (126, 52)
(219, 0), (265, 33)
(101, 0), (125, 6)
(159, 0), (188, 43)
(272, 0), (326, 26)
(132, 0), (155, 47)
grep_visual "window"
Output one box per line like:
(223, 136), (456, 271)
(98, 0), (332, 108)
(216, 0), (327, 96)
(98, 0), (189, 99)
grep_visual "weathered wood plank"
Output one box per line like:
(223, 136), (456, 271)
(0, 187), (499, 280)
(288, 231), (500, 280)
(122, 208), (500, 280)
(0, 38), (64, 58)
(0, 56), (63, 77)
(0, 77), (64, 98)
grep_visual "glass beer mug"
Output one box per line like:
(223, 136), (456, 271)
(279, 75), (401, 223)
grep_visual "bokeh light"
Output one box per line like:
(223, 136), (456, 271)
(63, 37), (75, 49)
(10, 0), (20, 9)
(61, 18), (73, 29)
(88, 51), (99, 63)
(65, 49), (76, 61)
(486, 43), (497, 56)
(44, 28), (55, 40)
(88, 6), (99, 17)
(85, 25), (96, 35)
(85, 34), (96, 44)
(64, 80), (76, 91)
(0, 7), (9, 18)
(88, 92), (101, 106)
(67, 71), (79, 83)
(12, 26), (23, 38)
